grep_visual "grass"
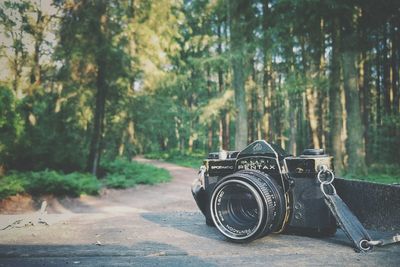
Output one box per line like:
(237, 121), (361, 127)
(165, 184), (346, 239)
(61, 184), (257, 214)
(343, 164), (400, 185)
(145, 150), (205, 169)
(0, 158), (171, 200)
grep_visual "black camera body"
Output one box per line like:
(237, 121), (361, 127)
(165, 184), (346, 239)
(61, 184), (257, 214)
(191, 140), (337, 242)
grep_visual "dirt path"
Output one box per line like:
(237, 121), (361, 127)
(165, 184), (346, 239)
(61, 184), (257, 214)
(0, 158), (398, 266)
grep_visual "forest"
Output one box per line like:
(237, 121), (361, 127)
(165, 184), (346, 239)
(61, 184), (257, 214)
(0, 0), (399, 194)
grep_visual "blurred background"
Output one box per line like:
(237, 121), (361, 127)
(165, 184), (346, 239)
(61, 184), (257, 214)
(0, 0), (399, 199)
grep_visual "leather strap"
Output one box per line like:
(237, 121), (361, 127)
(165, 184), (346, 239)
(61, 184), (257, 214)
(318, 167), (400, 252)
(324, 193), (372, 252)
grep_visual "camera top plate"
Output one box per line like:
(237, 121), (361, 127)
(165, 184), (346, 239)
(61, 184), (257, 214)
(237, 140), (288, 160)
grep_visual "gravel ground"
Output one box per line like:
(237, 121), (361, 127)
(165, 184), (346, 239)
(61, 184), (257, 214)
(0, 157), (398, 267)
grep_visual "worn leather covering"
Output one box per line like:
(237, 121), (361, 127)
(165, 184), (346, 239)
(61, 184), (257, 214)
(335, 178), (400, 232)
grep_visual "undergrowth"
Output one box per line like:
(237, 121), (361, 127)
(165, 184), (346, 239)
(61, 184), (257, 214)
(102, 158), (171, 189)
(145, 150), (204, 169)
(0, 158), (171, 200)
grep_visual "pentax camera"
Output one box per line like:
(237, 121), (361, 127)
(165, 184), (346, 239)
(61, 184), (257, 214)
(191, 140), (337, 242)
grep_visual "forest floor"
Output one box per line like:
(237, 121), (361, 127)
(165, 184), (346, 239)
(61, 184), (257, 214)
(0, 157), (398, 267)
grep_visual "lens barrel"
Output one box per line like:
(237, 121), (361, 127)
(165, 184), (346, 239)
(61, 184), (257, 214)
(210, 170), (285, 242)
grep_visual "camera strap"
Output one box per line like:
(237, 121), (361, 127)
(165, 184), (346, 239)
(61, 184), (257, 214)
(318, 167), (400, 252)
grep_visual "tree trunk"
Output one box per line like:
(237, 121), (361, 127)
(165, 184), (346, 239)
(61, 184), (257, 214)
(232, 59), (248, 150)
(261, 0), (271, 140)
(12, 48), (21, 95)
(361, 51), (371, 164)
(392, 23), (399, 114)
(87, 2), (107, 176)
(318, 18), (326, 149)
(30, 9), (43, 88)
(11, 29), (25, 97)
(218, 69), (225, 150)
(329, 18), (344, 174)
(383, 27), (391, 115)
(342, 50), (367, 176)
(357, 10), (372, 165)
(206, 66), (214, 151)
(87, 57), (107, 176)
(305, 87), (320, 148)
(297, 92), (309, 153)
(376, 37), (382, 126)
(248, 60), (257, 143)
(300, 36), (320, 149)
(230, 1), (249, 150)
(262, 60), (272, 140)
(289, 95), (297, 155)
(223, 113), (230, 150)
(207, 122), (213, 152)
(217, 21), (229, 150)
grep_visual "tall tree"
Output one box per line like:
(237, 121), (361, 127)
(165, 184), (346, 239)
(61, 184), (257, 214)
(329, 18), (344, 175)
(261, 0), (271, 141)
(341, 9), (367, 176)
(85, 1), (108, 176)
(56, 0), (129, 175)
(229, 0), (251, 150)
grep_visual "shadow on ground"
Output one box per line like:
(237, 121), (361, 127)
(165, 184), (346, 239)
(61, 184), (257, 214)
(141, 211), (224, 242)
(0, 242), (214, 267)
(141, 211), (400, 253)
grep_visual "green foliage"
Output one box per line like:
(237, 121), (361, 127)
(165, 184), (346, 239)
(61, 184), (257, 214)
(1, 0), (400, 192)
(102, 158), (171, 189)
(9, 89), (88, 172)
(0, 86), (23, 165)
(26, 171), (101, 196)
(0, 170), (100, 199)
(368, 115), (400, 165)
(0, 173), (27, 199)
(0, 159), (172, 199)
(199, 90), (234, 124)
(145, 150), (204, 169)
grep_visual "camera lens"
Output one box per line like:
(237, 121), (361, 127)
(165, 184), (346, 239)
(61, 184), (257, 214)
(212, 180), (264, 240)
(210, 171), (285, 242)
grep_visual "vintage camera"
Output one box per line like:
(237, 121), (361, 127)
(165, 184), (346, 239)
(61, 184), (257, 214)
(191, 140), (337, 242)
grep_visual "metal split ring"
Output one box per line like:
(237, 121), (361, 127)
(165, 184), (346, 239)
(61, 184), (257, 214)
(359, 239), (373, 251)
(317, 168), (335, 184)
